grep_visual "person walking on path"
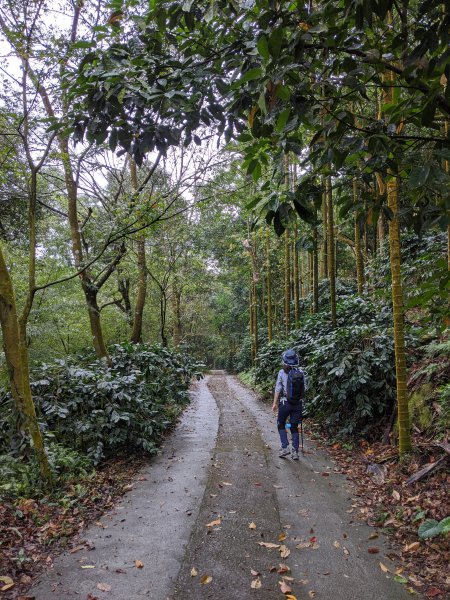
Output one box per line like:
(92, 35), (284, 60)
(272, 349), (306, 460)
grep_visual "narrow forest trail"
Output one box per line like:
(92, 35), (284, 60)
(30, 374), (416, 600)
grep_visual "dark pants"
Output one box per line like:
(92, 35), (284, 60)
(277, 400), (303, 450)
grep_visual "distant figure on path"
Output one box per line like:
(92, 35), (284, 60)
(271, 349), (306, 460)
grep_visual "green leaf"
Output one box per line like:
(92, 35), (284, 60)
(409, 165), (431, 189)
(275, 107), (291, 132)
(268, 27), (283, 58)
(72, 40), (95, 49)
(238, 67), (263, 85)
(440, 516), (450, 534)
(418, 519), (442, 539)
(256, 36), (270, 61)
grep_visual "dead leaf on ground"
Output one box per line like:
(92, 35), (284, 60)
(308, 591), (317, 598)
(191, 568), (198, 577)
(200, 575), (212, 584)
(278, 564), (291, 574)
(404, 541), (420, 552)
(278, 532), (287, 541)
(379, 562), (390, 573)
(0, 576), (15, 591)
(249, 522), (257, 529)
(206, 518), (221, 527)
(251, 578), (262, 589)
(86, 595), (99, 600)
(250, 569), (260, 576)
(134, 560), (144, 568)
(286, 596), (297, 600)
(333, 540), (341, 549)
(368, 532), (379, 540)
(425, 588), (445, 598)
(258, 542), (280, 548)
(220, 482), (232, 486)
(69, 545), (85, 554)
(368, 547), (380, 554)
(96, 582), (112, 592)
(279, 545), (291, 558)
(279, 580), (292, 594)
(392, 489), (400, 501)
(81, 565), (96, 569)
(343, 547), (350, 555)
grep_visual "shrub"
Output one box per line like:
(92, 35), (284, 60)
(0, 344), (204, 475)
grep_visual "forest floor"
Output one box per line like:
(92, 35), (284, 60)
(4, 372), (448, 599)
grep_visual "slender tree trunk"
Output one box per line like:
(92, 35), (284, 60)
(284, 230), (291, 335)
(320, 178), (328, 278)
(300, 252), (305, 298)
(130, 160), (147, 344)
(0, 246), (52, 485)
(384, 37), (411, 454)
(326, 176), (337, 327)
(172, 281), (182, 347)
(249, 275), (256, 363)
(312, 216), (319, 313)
(160, 291), (168, 347)
(293, 222), (300, 325)
(353, 179), (365, 294)
(266, 229), (273, 342)
(252, 274), (258, 357)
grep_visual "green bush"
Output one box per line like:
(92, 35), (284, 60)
(254, 295), (407, 438)
(0, 344), (204, 472)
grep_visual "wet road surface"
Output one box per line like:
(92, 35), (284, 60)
(30, 372), (416, 600)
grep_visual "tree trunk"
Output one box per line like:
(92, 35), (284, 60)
(326, 176), (337, 327)
(293, 222), (300, 326)
(252, 273), (258, 358)
(320, 179), (328, 279)
(284, 230), (291, 335)
(266, 229), (273, 342)
(130, 159), (147, 344)
(353, 179), (365, 294)
(0, 245), (52, 485)
(384, 40), (411, 454)
(160, 291), (168, 347)
(172, 281), (182, 347)
(312, 217), (319, 313)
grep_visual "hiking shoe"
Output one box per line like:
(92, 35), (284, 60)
(279, 446), (290, 458)
(291, 449), (300, 460)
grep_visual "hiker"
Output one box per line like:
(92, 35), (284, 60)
(271, 348), (306, 460)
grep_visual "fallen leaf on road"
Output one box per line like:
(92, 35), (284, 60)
(279, 580), (292, 593)
(368, 532), (379, 540)
(206, 518), (221, 527)
(343, 547), (350, 555)
(278, 564), (291, 574)
(69, 545), (85, 554)
(200, 575), (212, 584)
(308, 592), (316, 598)
(115, 569), (126, 574)
(278, 532), (287, 542)
(210, 494), (217, 498)
(309, 536), (317, 543)
(258, 542), (280, 548)
(135, 560), (144, 568)
(296, 542), (310, 549)
(254, 482), (262, 487)
(251, 578), (262, 589)
(220, 482), (232, 486)
(404, 542), (420, 552)
(321, 472), (330, 477)
(286, 596), (297, 600)
(273, 485), (283, 489)
(0, 577), (14, 591)
(425, 588), (445, 598)
(392, 490), (400, 501)
(191, 568), (198, 577)
(95, 522), (107, 529)
(96, 583), (112, 592)
(249, 522), (256, 530)
(81, 565), (96, 569)
(333, 541), (341, 549)
(368, 547), (380, 554)
(86, 595), (99, 600)
(379, 562), (390, 573)
(279, 545), (291, 558)
(251, 569), (260, 576)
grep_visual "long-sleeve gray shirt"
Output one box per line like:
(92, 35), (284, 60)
(275, 368), (308, 402)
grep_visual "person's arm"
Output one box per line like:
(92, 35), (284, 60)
(272, 371), (282, 412)
(272, 389), (280, 413)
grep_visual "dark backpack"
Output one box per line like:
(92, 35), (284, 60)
(286, 368), (304, 405)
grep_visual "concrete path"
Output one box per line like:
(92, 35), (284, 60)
(30, 373), (416, 600)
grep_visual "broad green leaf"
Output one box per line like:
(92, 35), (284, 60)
(409, 165), (431, 189)
(418, 519), (442, 539)
(256, 36), (270, 61)
(276, 107), (291, 132)
(268, 27), (283, 58)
